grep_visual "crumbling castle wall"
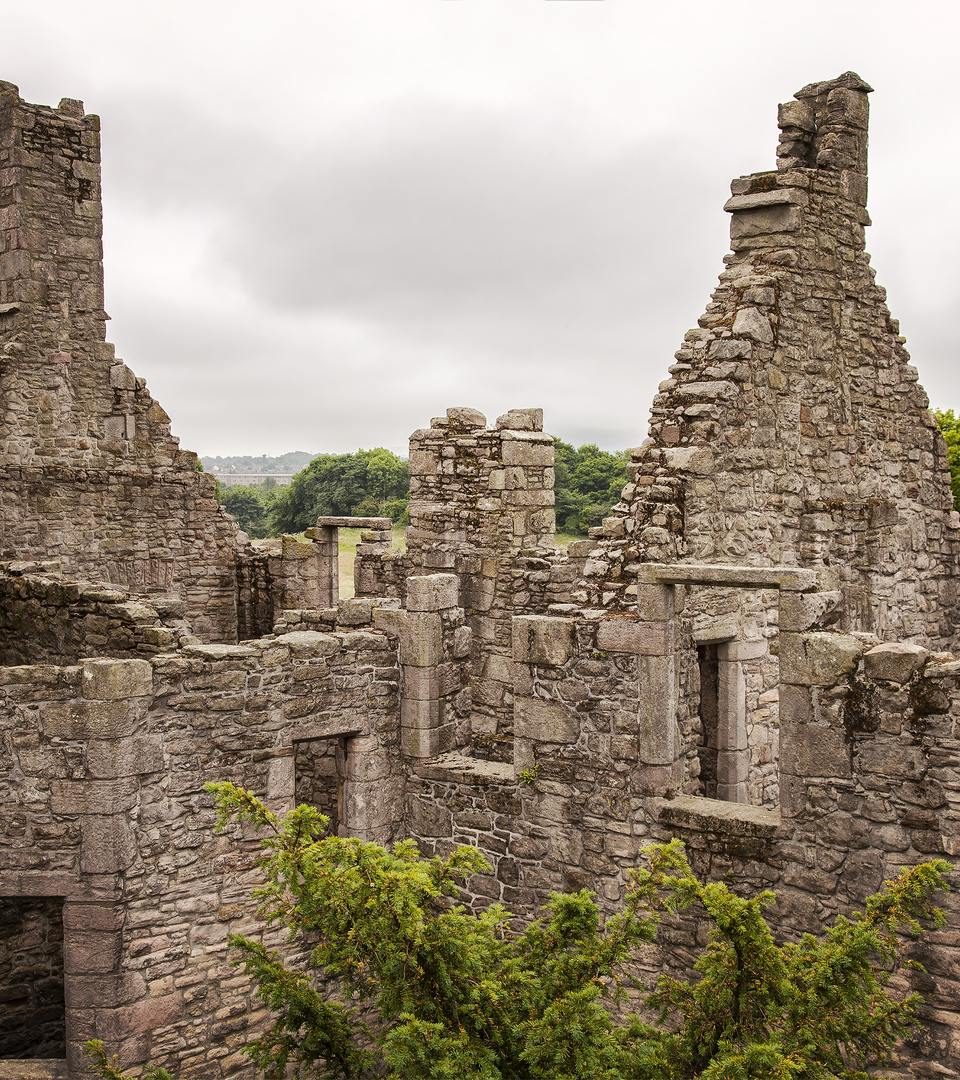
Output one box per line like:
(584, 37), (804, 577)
(0, 603), (404, 1075)
(582, 73), (960, 653)
(2, 70), (960, 1079)
(0, 84), (246, 641)
(404, 579), (960, 1071)
(0, 561), (190, 664)
(358, 407), (558, 753)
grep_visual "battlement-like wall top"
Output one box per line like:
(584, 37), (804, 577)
(424, 406), (546, 436)
(775, 70), (871, 203)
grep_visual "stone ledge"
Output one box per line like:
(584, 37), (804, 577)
(723, 189), (803, 213)
(638, 562), (817, 592)
(658, 795), (781, 837)
(0, 1062), (68, 1079)
(412, 751), (515, 786)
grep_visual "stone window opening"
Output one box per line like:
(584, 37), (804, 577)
(0, 896), (66, 1061)
(293, 736), (347, 834)
(697, 642), (721, 798)
(696, 640), (750, 804)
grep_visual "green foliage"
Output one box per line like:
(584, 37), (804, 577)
(218, 483), (276, 538)
(554, 439), (629, 535)
(935, 409), (960, 510)
(88, 783), (952, 1080)
(85, 1040), (175, 1080)
(269, 448), (410, 534)
(517, 765), (539, 786)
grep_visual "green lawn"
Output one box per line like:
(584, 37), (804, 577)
(337, 528), (582, 599)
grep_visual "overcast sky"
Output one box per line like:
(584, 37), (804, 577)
(4, 1), (958, 456)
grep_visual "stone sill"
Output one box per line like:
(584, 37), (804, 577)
(413, 751), (515, 786)
(0, 1062), (68, 1079)
(658, 795), (781, 838)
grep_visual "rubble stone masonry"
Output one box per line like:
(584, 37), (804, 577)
(1, 72), (959, 1080)
(0, 83), (246, 641)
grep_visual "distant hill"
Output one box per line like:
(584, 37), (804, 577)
(202, 451), (316, 475)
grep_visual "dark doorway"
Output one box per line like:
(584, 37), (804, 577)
(697, 643), (720, 799)
(0, 897), (65, 1059)
(294, 737), (346, 834)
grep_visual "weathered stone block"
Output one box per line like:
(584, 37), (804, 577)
(730, 205), (800, 242)
(501, 437), (554, 467)
(779, 590), (843, 632)
(400, 613), (443, 667)
(79, 815), (137, 873)
(731, 305), (775, 342)
(635, 583), (674, 621)
(597, 618), (671, 655)
(514, 697), (578, 743)
(445, 406), (486, 430)
(512, 615), (574, 666)
(496, 408), (543, 431)
(401, 696), (440, 730)
(81, 658), (152, 700)
(717, 638), (767, 661)
(406, 573), (459, 612)
(63, 928), (122, 974)
(42, 699), (139, 739)
(862, 642), (929, 685)
(779, 631), (863, 686)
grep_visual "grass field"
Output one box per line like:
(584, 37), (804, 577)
(337, 528), (581, 598)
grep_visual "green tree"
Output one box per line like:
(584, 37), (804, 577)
(554, 440), (629, 535)
(90, 783), (950, 1080)
(218, 484), (275, 539)
(935, 410), (960, 510)
(269, 448), (409, 534)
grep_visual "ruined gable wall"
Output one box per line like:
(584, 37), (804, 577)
(584, 74), (960, 649)
(0, 83), (245, 641)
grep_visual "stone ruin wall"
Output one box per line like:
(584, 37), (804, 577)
(0, 560), (193, 665)
(582, 72), (960, 650)
(405, 582), (960, 1074)
(357, 406), (561, 756)
(1, 71), (960, 1079)
(0, 83), (247, 642)
(0, 603), (407, 1075)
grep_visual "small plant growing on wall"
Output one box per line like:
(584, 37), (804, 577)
(517, 764), (540, 786)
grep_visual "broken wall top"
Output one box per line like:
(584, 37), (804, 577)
(586, 73), (959, 647)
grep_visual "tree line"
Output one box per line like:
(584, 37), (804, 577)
(217, 415), (960, 542)
(216, 441), (629, 539)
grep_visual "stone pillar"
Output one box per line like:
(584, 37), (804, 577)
(634, 582), (679, 786)
(304, 526), (338, 608)
(63, 658), (155, 1072)
(406, 408), (554, 746)
(714, 640), (760, 803)
(398, 574), (471, 759)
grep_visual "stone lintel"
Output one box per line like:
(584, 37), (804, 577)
(0, 1063), (69, 1079)
(638, 562), (817, 592)
(314, 515), (392, 530)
